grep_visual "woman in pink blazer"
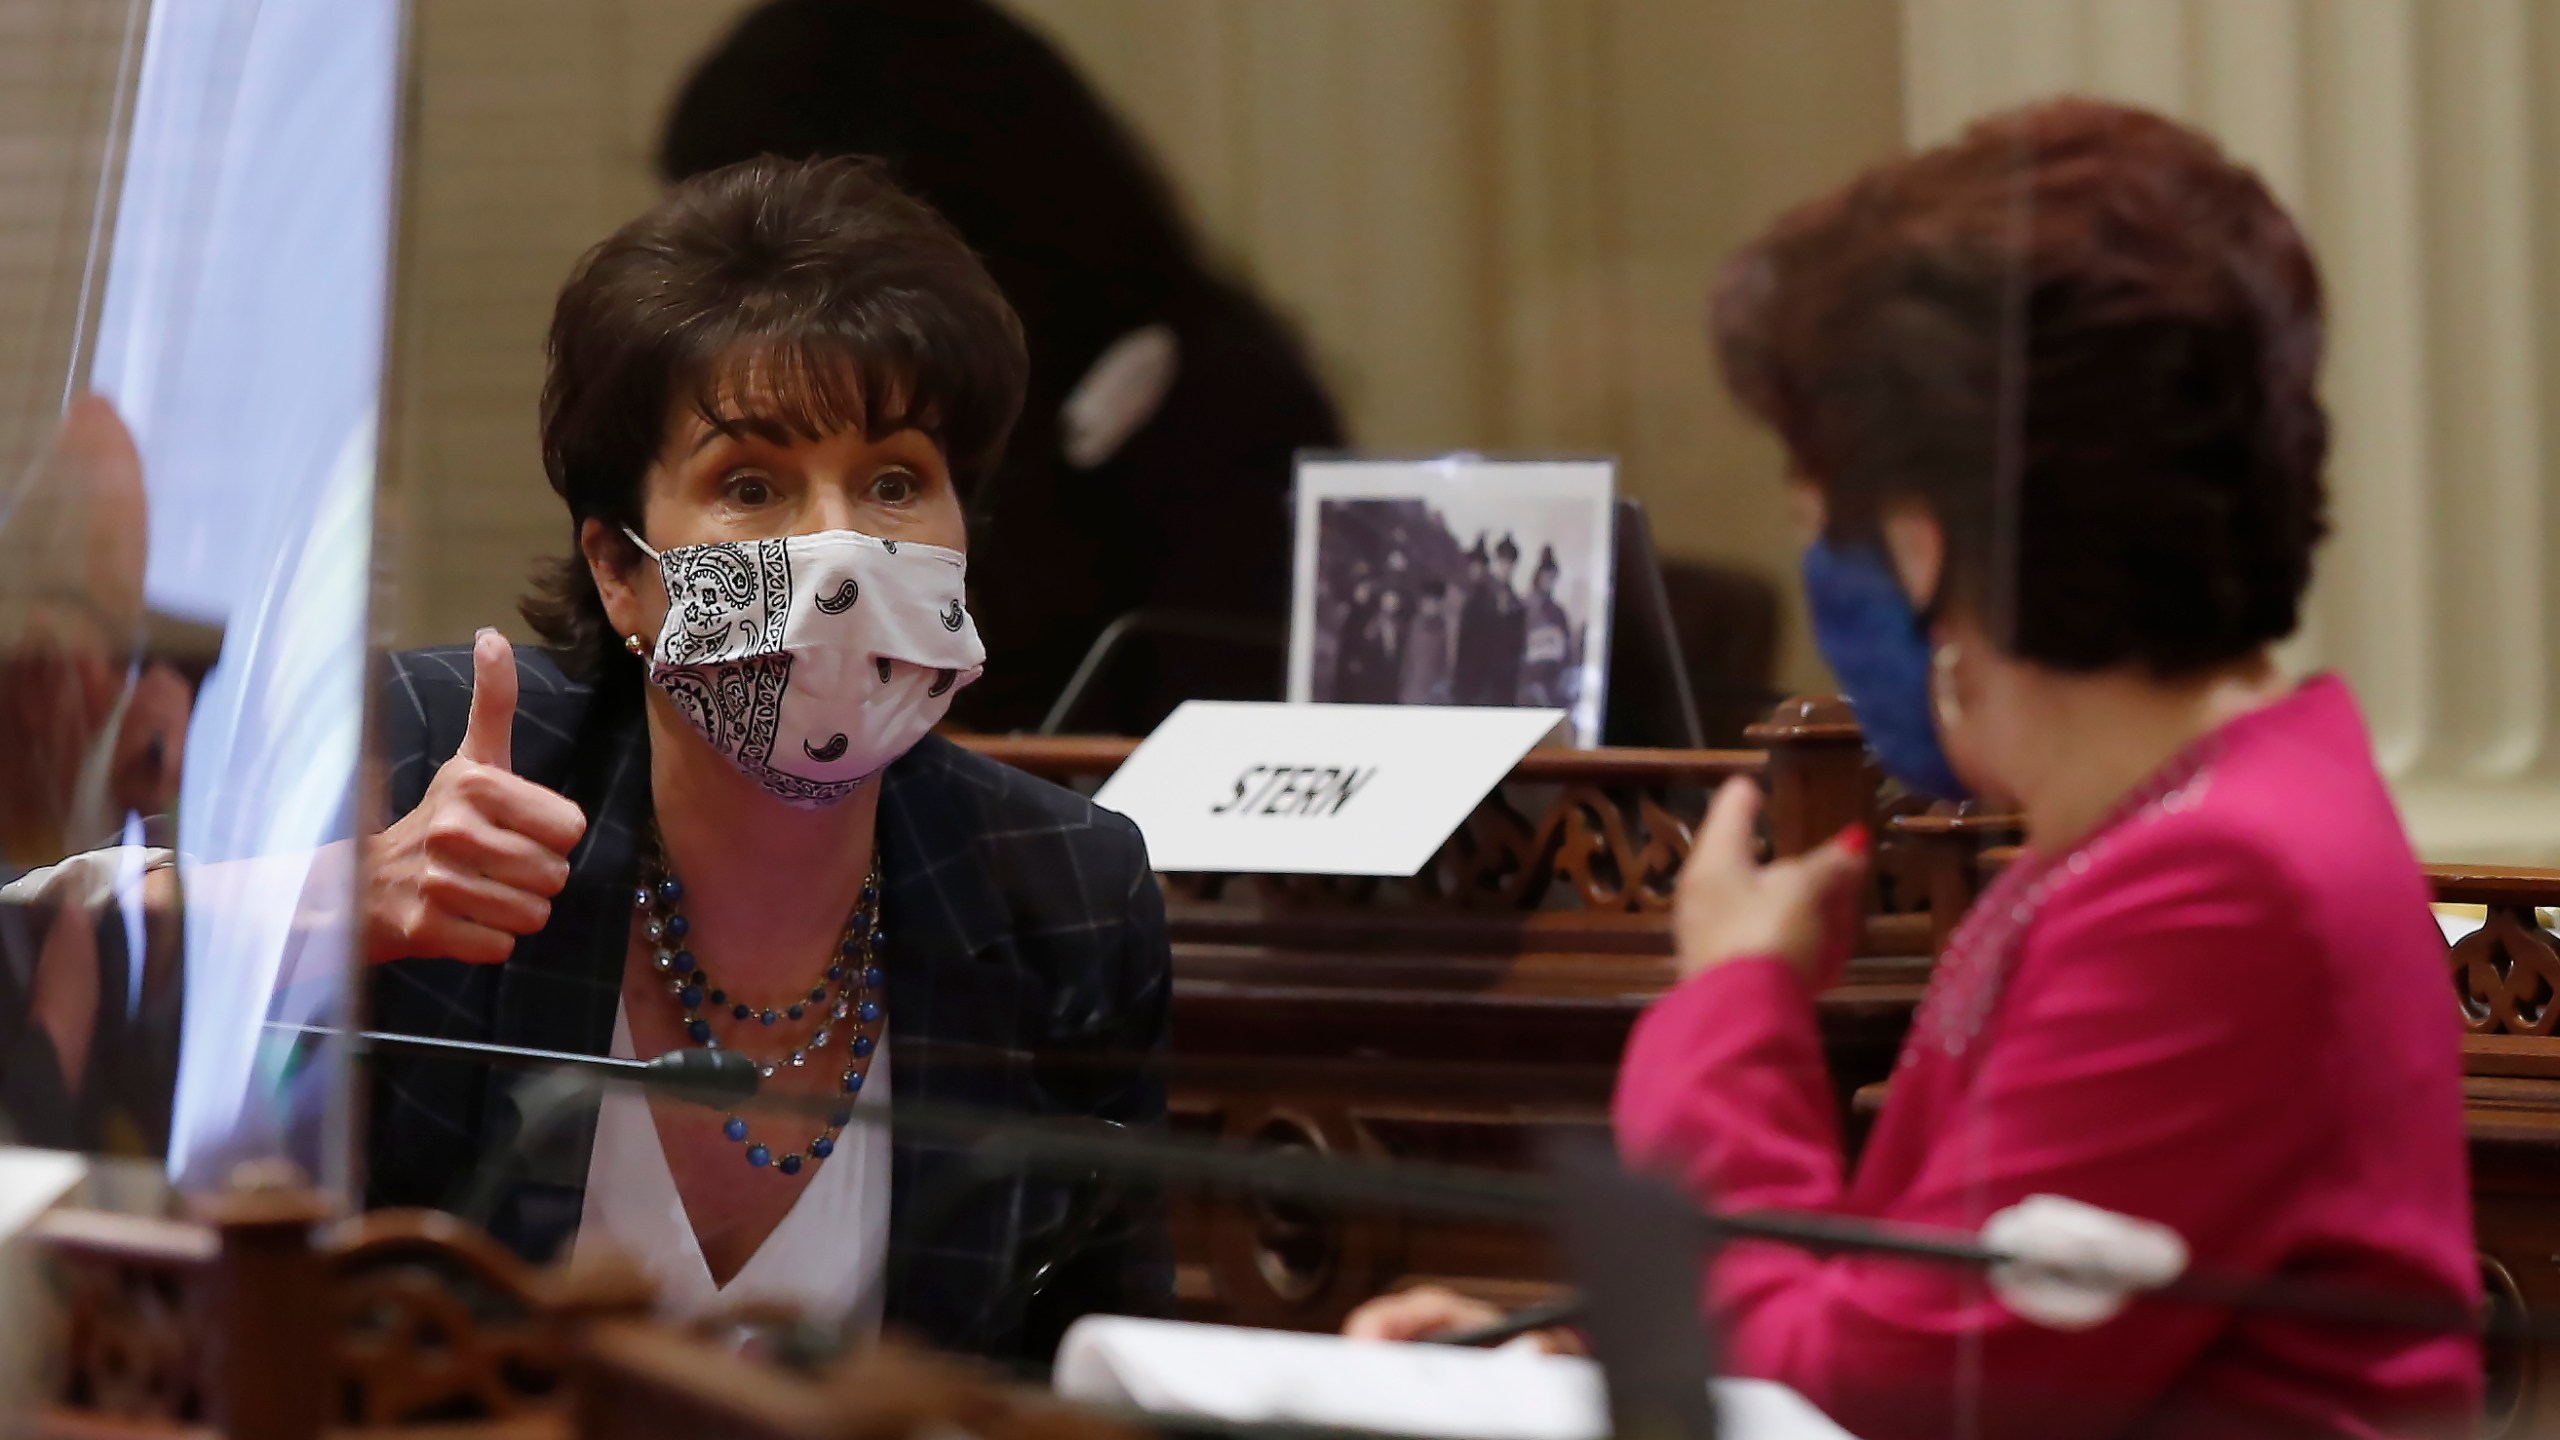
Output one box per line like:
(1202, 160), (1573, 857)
(1351, 100), (2479, 1439)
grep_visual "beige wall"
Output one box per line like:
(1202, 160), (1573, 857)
(385, 0), (760, 650)
(387, 0), (1906, 695)
(0, 1), (139, 493)
(1004, 1), (1904, 693)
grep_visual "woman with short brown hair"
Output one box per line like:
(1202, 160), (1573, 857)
(363, 156), (1170, 1360)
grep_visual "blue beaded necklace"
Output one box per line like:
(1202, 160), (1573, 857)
(636, 836), (886, 1177)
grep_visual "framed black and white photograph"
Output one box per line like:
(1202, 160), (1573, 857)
(1288, 456), (1616, 746)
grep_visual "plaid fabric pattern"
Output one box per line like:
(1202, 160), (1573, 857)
(367, 645), (1171, 1360)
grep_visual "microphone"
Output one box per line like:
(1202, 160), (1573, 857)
(267, 1023), (758, 1230)
(301, 1022), (2505, 1349)
(267, 1023), (760, 1102)
(613, 1041), (761, 1101)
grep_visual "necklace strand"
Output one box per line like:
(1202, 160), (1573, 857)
(1906, 738), (2221, 1064)
(637, 835), (886, 1176)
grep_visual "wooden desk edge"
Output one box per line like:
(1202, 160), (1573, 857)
(958, 733), (1768, 784)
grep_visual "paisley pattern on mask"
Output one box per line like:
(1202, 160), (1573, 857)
(652, 538), (833, 797)
(659, 540), (787, 665)
(658, 651), (844, 799)
(632, 525), (983, 808)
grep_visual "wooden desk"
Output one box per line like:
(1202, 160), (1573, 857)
(27, 1193), (1123, 1440)
(962, 700), (1990, 1333)
(967, 705), (2560, 1438)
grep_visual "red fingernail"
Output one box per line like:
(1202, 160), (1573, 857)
(1835, 823), (1869, 856)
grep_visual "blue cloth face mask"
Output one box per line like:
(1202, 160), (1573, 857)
(1800, 538), (1974, 801)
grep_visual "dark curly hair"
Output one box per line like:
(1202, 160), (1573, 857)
(1711, 98), (2330, 677)
(523, 154), (1027, 676)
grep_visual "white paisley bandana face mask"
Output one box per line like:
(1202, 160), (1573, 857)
(624, 526), (984, 807)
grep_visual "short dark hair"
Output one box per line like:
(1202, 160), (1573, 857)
(1711, 99), (2329, 676)
(524, 154), (1027, 673)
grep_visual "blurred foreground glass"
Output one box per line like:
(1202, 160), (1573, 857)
(0, 0), (402, 1200)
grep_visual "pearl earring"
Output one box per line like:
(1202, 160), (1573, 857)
(624, 634), (646, 655)
(1931, 641), (1964, 732)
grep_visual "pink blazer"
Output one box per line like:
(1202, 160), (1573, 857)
(1614, 677), (2479, 1439)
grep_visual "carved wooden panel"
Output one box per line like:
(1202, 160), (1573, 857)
(1168, 1095), (1596, 1334)
(574, 1327), (1148, 1440)
(1429, 783), (1695, 913)
(963, 720), (1907, 917)
(1168, 1099), (1403, 1327)
(1161, 775), (1731, 916)
(32, 1201), (651, 1436)
(2453, 904), (2560, 1037)
(38, 1192), (1143, 1439)
(965, 726), (2025, 940)
(330, 1209), (648, 1426)
(41, 1216), (212, 1426)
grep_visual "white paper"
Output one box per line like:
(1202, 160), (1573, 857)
(1054, 1316), (1856, 1440)
(1091, 701), (1563, 876)
(0, 1148), (86, 1240)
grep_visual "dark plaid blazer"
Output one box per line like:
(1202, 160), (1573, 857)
(366, 645), (1172, 1363)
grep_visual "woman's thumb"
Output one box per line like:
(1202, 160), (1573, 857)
(459, 628), (518, 770)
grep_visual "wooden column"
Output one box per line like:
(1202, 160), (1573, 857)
(200, 1187), (329, 1440)
(1891, 806), (2027, 957)
(1744, 696), (1870, 858)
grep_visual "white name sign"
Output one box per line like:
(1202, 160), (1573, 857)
(1092, 701), (1565, 877)
(0, 1147), (84, 1241)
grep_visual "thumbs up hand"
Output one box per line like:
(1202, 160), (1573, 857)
(365, 630), (590, 964)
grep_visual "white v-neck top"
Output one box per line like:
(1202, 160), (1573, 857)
(574, 1003), (891, 1326)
